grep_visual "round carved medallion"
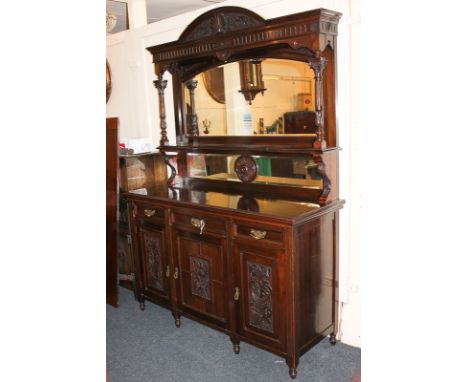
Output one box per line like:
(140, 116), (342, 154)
(234, 155), (257, 183)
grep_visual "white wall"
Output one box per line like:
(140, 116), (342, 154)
(106, 0), (361, 347)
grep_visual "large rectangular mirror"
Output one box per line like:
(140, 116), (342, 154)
(184, 59), (316, 136)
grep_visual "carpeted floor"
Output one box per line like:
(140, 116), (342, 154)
(107, 288), (360, 382)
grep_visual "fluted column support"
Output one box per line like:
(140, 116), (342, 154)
(310, 55), (328, 150)
(186, 79), (199, 136)
(153, 74), (168, 146)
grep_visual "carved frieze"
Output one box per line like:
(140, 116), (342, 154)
(144, 233), (164, 292)
(247, 261), (273, 333)
(190, 256), (211, 300)
(148, 8), (341, 64)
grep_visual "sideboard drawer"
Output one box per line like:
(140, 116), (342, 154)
(234, 222), (284, 244)
(135, 203), (166, 224)
(172, 209), (226, 235)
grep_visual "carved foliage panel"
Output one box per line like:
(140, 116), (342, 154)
(143, 232), (164, 292)
(190, 256), (211, 300)
(247, 261), (274, 333)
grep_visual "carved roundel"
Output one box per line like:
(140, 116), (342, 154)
(234, 155), (257, 183)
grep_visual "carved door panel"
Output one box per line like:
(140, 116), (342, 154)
(233, 241), (286, 351)
(137, 224), (171, 303)
(174, 231), (228, 326)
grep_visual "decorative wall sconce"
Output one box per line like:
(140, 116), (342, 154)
(238, 59), (266, 104)
(202, 119), (211, 134)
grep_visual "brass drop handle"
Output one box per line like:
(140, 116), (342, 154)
(250, 229), (267, 240)
(144, 209), (156, 217)
(166, 265), (170, 278)
(234, 287), (240, 301)
(190, 217), (206, 235)
(173, 267), (179, 279)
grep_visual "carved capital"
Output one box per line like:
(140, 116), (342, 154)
(153, 78), (168, 95)
(186, 79), (198, 92)
(309, 55), (328, 79)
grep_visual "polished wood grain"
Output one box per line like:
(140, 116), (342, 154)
(126, 192), (343, 378)
(118, 153), (167, 291)
(106, 117), (119, 307)
(130, 6), (344, 379)
(147, 7), (342, 151)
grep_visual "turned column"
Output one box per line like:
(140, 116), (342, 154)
(185, 79), (199, 136)
(310, 55), (328, 150)
(153, 73), (168, 146)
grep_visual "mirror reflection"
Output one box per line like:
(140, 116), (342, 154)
(185, 59), (316, 136)
(187, 153), (323, 189)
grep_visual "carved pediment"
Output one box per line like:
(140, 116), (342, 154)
(179, 7), (265, 42)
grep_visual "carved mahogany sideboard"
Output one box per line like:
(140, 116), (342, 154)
(125, 7), (343, 379)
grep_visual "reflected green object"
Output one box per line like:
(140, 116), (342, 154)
(257, 157), (272, 176)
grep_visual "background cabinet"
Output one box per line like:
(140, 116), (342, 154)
(118, 152), (166, 291)
(283, 111), (316, 134)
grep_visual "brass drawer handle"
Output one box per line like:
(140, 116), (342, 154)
(190, 217), (206, 235)
(250, 229), (267, 240)
(173, 267), (179, 280)
(144, 209), (156, 217)
(234, 287), (240, 301)
(166, 265), (170, 278)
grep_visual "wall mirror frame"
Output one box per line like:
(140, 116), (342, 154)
(147, 7), (341, 151)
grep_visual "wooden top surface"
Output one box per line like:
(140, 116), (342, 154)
(126, 186), (343, 224)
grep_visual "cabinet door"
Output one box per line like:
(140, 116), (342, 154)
(233, 241), (286, 351)
(137, 223), (171, 303)
(174, 231), (228, 327)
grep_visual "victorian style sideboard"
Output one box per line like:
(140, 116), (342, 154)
(125, 7), (343, 379)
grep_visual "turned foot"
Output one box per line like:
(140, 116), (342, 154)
(289, 368), (297, 379)
(329, 334), (337, 345)
(139, 301), (145, 311)
(233, 343), (240, 354)
(175, 317), (181, 328)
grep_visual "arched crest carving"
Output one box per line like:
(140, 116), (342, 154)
(179, 7), (265, 42)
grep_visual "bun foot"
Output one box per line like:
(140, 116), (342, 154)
(289, 368), (297, 379)
(329, 334), (337, 345)
(233, 343), (240, 354)
(175, 317), (181, 328)
(139, 301), (145, 311)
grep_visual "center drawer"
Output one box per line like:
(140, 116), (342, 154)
(171, 208), (226, 236)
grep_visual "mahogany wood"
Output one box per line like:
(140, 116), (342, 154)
(106, 117), (119, 307)
(118, 153), (167, 291)
(129, 6), (344, 379)
(147, 7), (342, 149)
(126, 193), (344, 378)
